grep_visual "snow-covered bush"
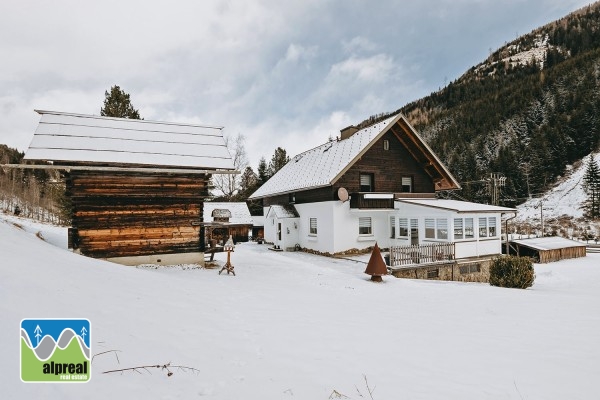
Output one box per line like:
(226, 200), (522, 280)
(489, 256), (535, 289)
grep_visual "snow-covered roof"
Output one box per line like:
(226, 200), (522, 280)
(398, 199), (517, 213)
(23, 110), (235, 170)
(249, 114), (459, 199)
(203, 202), (253, 225)
(252, 215), (265, 227)
(266, 205), (299, 219)
(511, 236), (586, 251)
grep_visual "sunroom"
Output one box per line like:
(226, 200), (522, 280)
(387, 199), (516, 267)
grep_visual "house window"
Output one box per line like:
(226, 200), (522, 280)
(479, 217), (488, 238)
(454, 218), (464, 240)
(425, 218), (435, 239)
(488, 217), (497, 237)
(436, 218), (448, 240)
(465, 218), (474, 239)
(425, 218), (448, 240)
(359, 217), (372, 235)
(309, 218), (317, 235)
(360, 173), (374, 192)
(390, 216), (396, 238)
(289, 192), (296, 203)
(383, 139), (390, 150)
(398, 218), (409, 237)
(401, 177), (413, 193)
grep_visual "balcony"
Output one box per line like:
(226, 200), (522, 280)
(349, 192), (395, 209)
(388, 242), (455, 268)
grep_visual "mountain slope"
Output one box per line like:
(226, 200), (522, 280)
(360, 2), (600, 210)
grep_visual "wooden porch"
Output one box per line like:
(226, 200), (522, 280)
(388, 242), (455, 268)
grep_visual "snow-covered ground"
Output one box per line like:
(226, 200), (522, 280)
(517, 152), (600, 222)
(1, 212), (599, 399)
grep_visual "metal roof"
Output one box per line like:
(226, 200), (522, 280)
(249, 114), (460, 199)
(23, 110), (235, 170)
(398, 199), (517, 213)
(511, 236), (586, 251)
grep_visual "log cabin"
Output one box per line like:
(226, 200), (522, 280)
(20, 110), (236, 265)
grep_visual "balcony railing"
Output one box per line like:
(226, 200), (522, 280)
(350, 192), (394, 209)
(389, 242), (455, 268)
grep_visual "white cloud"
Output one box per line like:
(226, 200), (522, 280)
(342, 36), (379, 54)
(0, 0), (593, 172)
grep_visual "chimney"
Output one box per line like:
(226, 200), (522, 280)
(340, 125), (359, 140)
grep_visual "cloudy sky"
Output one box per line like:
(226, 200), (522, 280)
(0, 0), (592, 169)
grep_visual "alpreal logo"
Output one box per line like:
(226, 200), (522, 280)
(20, 319), (91, 383)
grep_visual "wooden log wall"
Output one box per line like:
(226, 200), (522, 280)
(66, 170), (209, 259)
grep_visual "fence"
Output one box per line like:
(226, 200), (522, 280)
(389, 242), (455, 268)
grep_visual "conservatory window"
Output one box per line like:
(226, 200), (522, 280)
(479, 217), (488, 238)
(425, 218), (435, 239)
(488, 217), (497, 237)
(436, 219), (448, 240)
(398, 218), (409, 237)
(465, 218), (474, 239)
(454, 218), (464, 240)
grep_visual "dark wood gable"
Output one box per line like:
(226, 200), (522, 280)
(335, 130), (435, 194)
(263, 130), (436, 208)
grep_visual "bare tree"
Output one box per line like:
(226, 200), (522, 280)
(211, 133), (248, 200)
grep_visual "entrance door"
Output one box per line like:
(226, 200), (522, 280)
(278, 223), (282, 241)
(410, 219), (419, 246)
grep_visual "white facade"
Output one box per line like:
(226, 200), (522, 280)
(264, 199), (515, 259)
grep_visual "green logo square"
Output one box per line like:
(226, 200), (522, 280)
(20, 319), (91, 383)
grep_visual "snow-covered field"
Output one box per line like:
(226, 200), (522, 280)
(1, 212), (599, 399)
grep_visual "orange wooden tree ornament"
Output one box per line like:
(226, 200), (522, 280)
(364, 243), (388, 282)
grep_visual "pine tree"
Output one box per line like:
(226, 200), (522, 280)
(268, 147), (290, 177)
(237, 166), (258, 199)
(583, 154), (600, 219)
(257, 157), (269, 185)
(101, 85), (141, 119)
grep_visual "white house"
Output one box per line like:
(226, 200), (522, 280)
(249, 114), (516, 261)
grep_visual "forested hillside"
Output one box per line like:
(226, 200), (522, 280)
(360, 2), (600, 206)
(0, 145), (68, 224)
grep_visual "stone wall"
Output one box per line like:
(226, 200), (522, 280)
(390, 258), (493, 283)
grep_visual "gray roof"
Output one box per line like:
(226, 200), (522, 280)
(250, 114), (460, 199)
(511, 236), (586, 251)
(23, 110), (235, 170)
(398, 199), (517, 213)
(203, 202), (253, 225)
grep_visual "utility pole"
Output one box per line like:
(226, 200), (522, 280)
(535, 200), (544, 237)
(487, 173), (507, 206)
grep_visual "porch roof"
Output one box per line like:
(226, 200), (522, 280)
(266, 205), (299, 219)
(397, 199), (517, 213)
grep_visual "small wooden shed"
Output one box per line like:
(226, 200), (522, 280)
(509, 236), (586, 263)
(202, 202), (254, 245)
(19, 110), (236, 265)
